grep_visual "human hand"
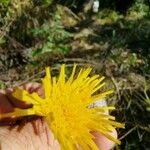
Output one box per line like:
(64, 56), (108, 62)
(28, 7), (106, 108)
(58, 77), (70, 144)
(0, 83), (117, 150)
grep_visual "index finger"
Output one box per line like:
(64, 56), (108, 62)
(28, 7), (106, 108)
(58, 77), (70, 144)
(0, 90), (14, 114)
(6, 82), (43, 109)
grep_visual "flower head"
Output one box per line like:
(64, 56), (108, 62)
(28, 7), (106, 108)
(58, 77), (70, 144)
(2, 64), (124, 150)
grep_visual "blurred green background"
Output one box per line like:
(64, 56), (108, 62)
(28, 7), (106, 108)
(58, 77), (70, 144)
(0, 0), (150, 149)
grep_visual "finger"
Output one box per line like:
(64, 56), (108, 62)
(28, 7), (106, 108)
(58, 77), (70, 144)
(0, 83), (42, 113)
(0, 90), (14, 114)
(7, 94), (33, 109)
(29, 83), (44, 98)
(6, 89), (32, 109)
(20, 82), (34, 92)
(21, 82), (44, 98)
(34, 86), (44, 98)
(0, 117), (17, 126)
(21, 82), (41, 93)
(92, 130), (117, 150)
(6, 83), (43, 109)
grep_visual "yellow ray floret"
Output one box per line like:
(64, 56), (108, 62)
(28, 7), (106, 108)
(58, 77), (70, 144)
(1, 64), (124, 150)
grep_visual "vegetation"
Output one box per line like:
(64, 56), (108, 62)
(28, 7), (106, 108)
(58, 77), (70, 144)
(31, 13), (72, 57)
(0, 0), (150, 149)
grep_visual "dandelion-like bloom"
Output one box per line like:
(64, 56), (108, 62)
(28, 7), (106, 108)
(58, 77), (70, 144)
(1, 64), (124, 150)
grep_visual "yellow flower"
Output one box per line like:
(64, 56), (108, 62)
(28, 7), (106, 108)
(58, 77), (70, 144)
(1, 64), (124, 150)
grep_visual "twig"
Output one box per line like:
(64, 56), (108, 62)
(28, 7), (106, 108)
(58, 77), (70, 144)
(111, 76), (121, 100)
(0, 20), (14, 39)
(11, 70), (44, 88)
(137, 125), (150, 133)
(0, 30), (26, 49)
(119, 126), (137, 140)
(59, 58), (100, 68)
(63, 6), (81, 21)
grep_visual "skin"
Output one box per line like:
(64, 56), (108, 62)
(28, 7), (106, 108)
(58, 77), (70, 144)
(0, 83), (117, 150)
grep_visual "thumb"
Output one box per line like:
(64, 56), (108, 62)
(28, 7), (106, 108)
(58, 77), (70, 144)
(92, 130), (117, 150)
